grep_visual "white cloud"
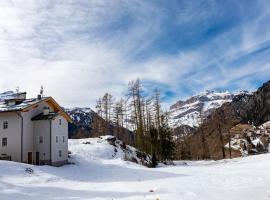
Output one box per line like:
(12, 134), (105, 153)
(0, 0), (269, 110)
(0, 0), (161, 106)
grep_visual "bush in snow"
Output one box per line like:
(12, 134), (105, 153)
(25, 167), (34, 174)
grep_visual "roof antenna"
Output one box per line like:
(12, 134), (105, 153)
(38, 86), (44, 100)
(40, 86), (44, 97)
(15, 86), (19, 93)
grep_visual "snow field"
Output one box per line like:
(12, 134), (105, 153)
(0, 136), (270, 200)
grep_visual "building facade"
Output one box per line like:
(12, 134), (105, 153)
(0, 92), (71, 166)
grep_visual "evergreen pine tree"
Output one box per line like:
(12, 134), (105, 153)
(149, 126), (159, 167)
(158, 115), (175, 163)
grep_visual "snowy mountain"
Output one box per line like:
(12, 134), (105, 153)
(66, 107), (94, 125)
(181, 80), (270, 160)
(66, 107), (135, 144)
(168, 90), (235, 128)
(65, 107), (95, 138)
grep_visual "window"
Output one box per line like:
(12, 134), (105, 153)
(59, 119), (62, 125)
(59, 150), (62, 157)
(3, 121), (8, 129)
(39, 136), (43, 144)
(56, 136), (58, 143)
(2, 138), (7, 147)
(62, 136), (65, 143)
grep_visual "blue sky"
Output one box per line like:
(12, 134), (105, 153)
(0, 0), (269, 108)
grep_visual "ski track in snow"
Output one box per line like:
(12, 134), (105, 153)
(1, 137), (270, 200)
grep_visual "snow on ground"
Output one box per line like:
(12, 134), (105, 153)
(1, 136), (270, 200)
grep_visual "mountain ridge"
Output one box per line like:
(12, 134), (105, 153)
(181, 80), (270, 160)
(168, 90), (237, 128)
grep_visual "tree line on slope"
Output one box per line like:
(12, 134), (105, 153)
(175, 80), (270, 160)
(91, 79), (175, 166)
(90, 79), (270, 162)
(173, 103), (240, 160)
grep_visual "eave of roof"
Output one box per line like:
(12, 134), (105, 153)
(31, 112), (59, 121)
(43, 97), (72, 123)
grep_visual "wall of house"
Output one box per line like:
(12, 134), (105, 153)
(51, 115), (68, 166)
(0, 98), (69, 166)
(0, 112), (22, 162)
(33, 120), (51, 164)
(21, 101), (54, 163)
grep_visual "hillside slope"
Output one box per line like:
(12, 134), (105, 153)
(66, 91), (237, 139)
(1, 137), (270, 199)
(168, 90), (235, 128)
(66, 107), (95, 138)
(66, 108), (135, 145)
(186, 80), (270, 160)
(69, 136), (152, 167)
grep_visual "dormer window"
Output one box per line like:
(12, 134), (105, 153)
(3, 121), (8, 129)
(6, 100), (16, 106)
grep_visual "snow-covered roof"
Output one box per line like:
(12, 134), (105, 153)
(0, 91), (18, 100)
(0, 97), (47, 112)
(0, 91), (72, 122)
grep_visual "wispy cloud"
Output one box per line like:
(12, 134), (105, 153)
(0, 0), (269, 109)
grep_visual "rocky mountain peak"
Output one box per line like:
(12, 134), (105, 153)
(170, 90), (234, 111)
(168, 90), (235, 128)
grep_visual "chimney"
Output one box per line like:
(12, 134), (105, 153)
(43, 107), (50, 115)
(37, 94), (42, 100)
(15, 92), (26, 101)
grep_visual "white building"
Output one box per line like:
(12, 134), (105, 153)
(0, 92), (71, 166)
